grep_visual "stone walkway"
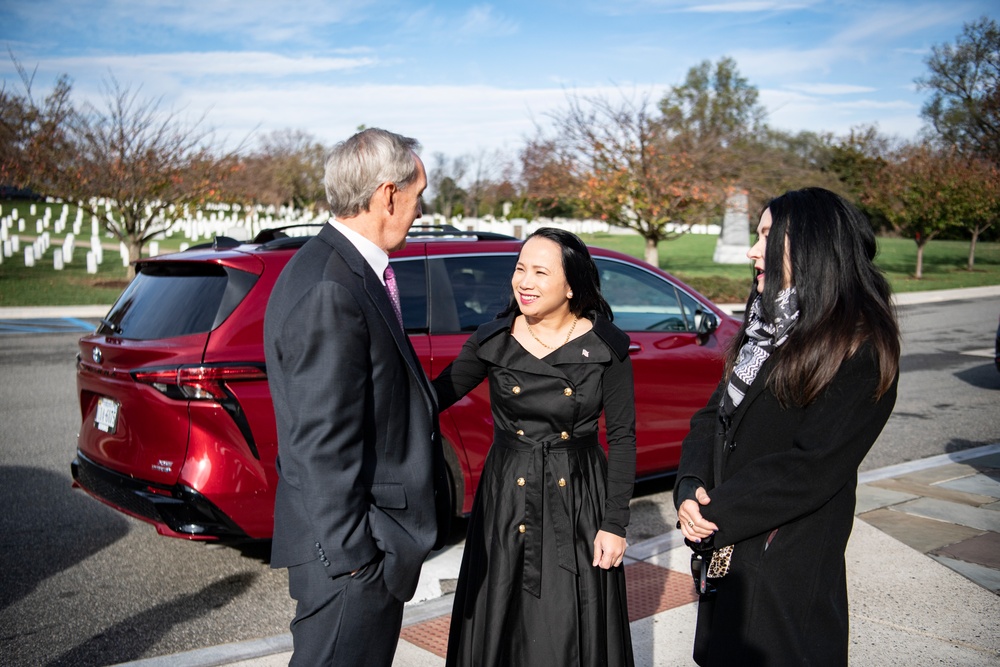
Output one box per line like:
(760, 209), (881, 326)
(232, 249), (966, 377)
(857, 447), (1000, 594)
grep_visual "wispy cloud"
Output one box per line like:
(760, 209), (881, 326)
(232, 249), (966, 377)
(459, 5), (519, 37)
(784, 83), (876, 95)
(43, 52), (379, 78)
(584, 0), (818, 15)
(831, 6), (964, 45)
(683, 1), (815, 13)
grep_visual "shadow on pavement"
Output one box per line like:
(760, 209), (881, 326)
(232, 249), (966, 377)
(44, 572), (258, 667)
(0, 466), (130, 611)
(954, 362), (1000, 390)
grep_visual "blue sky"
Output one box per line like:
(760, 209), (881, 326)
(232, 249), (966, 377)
(2, 1), (997, 165)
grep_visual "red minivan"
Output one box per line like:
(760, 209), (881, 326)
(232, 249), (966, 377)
(72, 227), (739, 539)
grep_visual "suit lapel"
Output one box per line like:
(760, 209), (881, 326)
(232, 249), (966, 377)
(320, 226), (436, 411)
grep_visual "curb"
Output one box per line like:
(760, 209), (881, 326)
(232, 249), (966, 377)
(108, 443), (1000, 667)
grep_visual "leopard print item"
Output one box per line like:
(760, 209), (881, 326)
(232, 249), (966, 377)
(707, 545), (733, 578)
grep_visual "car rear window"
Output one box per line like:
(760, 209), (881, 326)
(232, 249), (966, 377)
(98, 263), (257, 340)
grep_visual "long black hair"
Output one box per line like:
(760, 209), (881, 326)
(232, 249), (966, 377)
(726, 187), (900, 405)
(499, 227), (613, 321)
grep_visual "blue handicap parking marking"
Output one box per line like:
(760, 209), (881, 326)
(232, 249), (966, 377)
(0, 318), (98, 335)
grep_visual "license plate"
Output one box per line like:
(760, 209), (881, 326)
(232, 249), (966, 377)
(95, 397), (120, 434)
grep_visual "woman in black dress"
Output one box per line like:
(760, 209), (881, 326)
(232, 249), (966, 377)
(675, 188), (901, 666)
(433, 228), (636, 667)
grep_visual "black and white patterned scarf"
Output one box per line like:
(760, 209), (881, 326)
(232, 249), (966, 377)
(721, 287), (799, 418)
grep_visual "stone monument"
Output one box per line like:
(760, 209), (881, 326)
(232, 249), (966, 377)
(713, 190), (751, 264)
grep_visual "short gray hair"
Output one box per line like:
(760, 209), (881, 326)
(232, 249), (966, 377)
(324, 128), (421, 217)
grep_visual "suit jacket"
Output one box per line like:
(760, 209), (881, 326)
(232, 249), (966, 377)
(674, 343), (897, 666)
(264, 224), (449, 602)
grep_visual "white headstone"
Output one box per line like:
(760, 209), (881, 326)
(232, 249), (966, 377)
(148, 241), (159, 257)
(54, 253), (64, 270)
(30, 204), (37, 216)
(24, 247), (34, 267)
(10, 236), (18, 253)
(87, 252), (98, 274)
(3, 240), (11, 258)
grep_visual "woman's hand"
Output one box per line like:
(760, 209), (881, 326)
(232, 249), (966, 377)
(593, 530), (627, 569)
(678, 487), (719, 542)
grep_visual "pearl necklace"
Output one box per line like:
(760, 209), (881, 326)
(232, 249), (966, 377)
(525, 315), (578, 350)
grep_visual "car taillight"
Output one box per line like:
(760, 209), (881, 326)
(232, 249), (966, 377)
(132, 365), (267, 401)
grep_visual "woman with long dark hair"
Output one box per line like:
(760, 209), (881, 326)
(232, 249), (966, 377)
(674, 187), (900, 666)
(434, 227), (636, 666)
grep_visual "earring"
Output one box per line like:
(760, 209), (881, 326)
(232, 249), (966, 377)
(567, 291), (574, 299)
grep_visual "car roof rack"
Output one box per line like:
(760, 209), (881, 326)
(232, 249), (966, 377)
(252, 224), (326, 244)
(250, 222), (517, 249)
(407, 224), (516, 241)
(186, 235), (244, 251)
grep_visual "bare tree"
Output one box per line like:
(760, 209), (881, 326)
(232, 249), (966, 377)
(227, 129), (326, 209)
(54, 77), (241, 278)
(462, 148), (508, 217)
(917, 16), (1000, 164)
(428, 152), (468, 217)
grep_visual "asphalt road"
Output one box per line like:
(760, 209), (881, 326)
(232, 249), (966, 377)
(0, 296), (997, 666)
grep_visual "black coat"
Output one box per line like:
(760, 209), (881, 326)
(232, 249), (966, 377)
(264, 224), (449, 602)
(675, 343), (897, 666)
(433, 314), (636, 667)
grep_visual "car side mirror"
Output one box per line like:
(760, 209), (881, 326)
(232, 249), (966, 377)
(695, 309), (719, 345)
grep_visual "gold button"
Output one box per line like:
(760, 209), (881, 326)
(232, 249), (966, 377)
(512, 386), (521, 395)
(560, 431), (569, 440)
(517, 477), (526, 487)
(563, 387), (573, 396)
(516, 429), (525, 436)
(518, 524), (526, 534)
(558, 478), (566, 487)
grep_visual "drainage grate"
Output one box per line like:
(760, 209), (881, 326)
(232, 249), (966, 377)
(624, 560), (699, 620)
(399, 562), (697, 658)
(400, 613), (451, 658)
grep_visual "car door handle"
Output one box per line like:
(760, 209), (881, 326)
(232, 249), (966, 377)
(628, 343), (642, 353)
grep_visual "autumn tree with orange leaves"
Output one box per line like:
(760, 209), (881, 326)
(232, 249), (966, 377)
(5, 61), (242, 280)
(533, 91), (721, 266)
(527, 58), (766, 267)
(863, 143), (999, 278)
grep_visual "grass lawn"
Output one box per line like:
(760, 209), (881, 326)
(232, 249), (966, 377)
(2, 200), (998, 307)
(579, 232), (1000, 302)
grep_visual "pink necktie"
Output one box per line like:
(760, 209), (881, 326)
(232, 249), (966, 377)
(384, 265), (404, 329)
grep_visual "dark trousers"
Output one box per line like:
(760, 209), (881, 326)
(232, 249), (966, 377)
(287, 552), (403, 667)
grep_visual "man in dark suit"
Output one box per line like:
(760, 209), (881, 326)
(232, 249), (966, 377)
(264, 128), (448, 666)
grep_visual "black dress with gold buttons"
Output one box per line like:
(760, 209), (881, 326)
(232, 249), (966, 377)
(433, 313), (636, 667)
